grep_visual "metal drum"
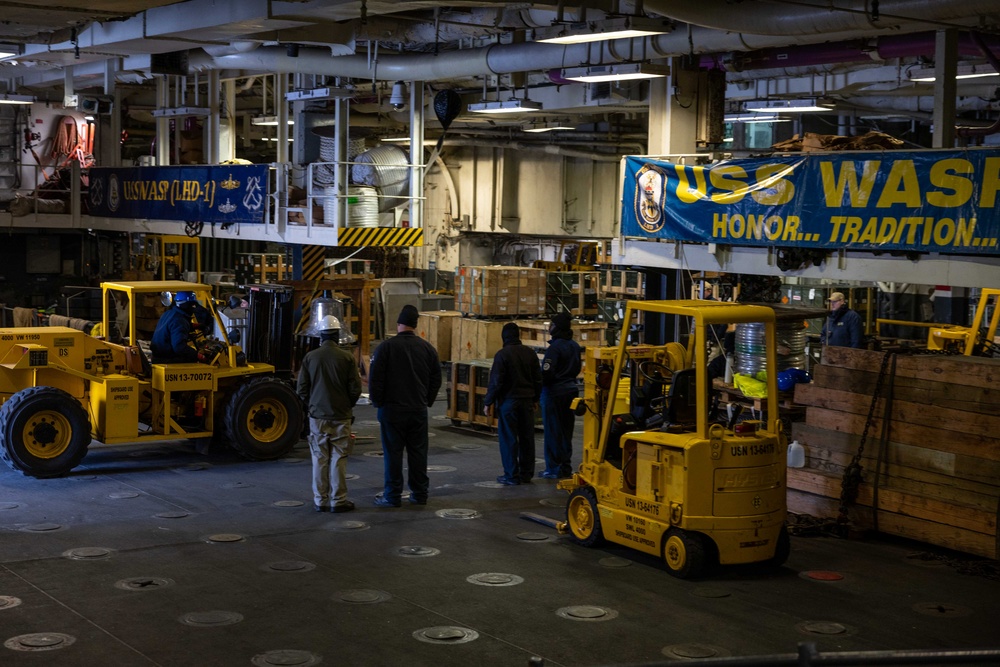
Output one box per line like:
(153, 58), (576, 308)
(734, 320), (808, 375)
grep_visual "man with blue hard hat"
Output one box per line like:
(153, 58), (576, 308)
(151, 291), (201, 363)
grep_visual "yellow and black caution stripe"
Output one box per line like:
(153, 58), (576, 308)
(301, 245), (327, 281)
(337, 227), (424, 247)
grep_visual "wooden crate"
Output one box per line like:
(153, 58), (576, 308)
(451, 317), (513, 362)
(787, 346), (1000, 559)
(416, 310), (463, 362)
(603, 269), (645, 296)
(446, 360), (497, 428)
(515, 319), (608, 349)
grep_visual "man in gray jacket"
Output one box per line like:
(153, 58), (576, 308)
(297, 316), (362, 513)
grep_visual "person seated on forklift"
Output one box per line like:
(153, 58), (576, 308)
(151, 291), (201, 363)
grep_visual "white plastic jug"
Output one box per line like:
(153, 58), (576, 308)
(788, 440), (806, 468)
(787, 440), (805, 468)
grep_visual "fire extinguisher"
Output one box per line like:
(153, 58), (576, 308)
(193, 394), (207, 417)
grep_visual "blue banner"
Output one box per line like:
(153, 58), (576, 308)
(622, 150), (1000, 255)
(88, 165), (268, 224)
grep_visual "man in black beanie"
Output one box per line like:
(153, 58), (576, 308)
(539, 313), (581, 479)
(483, 322), (542, 485)
(369, 304), (442, 507)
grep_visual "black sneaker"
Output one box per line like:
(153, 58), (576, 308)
(332, 501), (355, 513)
(408, 495), (427, 505)
(495, 475), (520, 486)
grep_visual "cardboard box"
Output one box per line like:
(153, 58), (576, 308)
(416, 310), (463, 362)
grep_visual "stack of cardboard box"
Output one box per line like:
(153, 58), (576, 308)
(455, 266), (546, 317)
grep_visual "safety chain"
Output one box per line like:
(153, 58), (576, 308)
(837, 351), (893, 527)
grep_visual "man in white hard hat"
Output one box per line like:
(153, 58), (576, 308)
(296, 315), (362, 512)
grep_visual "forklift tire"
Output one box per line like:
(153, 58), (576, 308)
(566, 487), (605, 547)
(0, 387), (91, 478)
(662, 528), (706, 579)
(223, 377), (303, 461)
(766, 525), (791, 569)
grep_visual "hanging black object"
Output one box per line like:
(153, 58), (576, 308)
(434, 90), (462, 130)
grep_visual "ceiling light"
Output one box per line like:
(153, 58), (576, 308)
(468, 98), (543, 114)
(724, 114), (790, 123)
(535, 16), (670, 45)
(380, 136), (437, 146)
(263, 137), (294, 141)
(285, 87), (353, 101)
(0, 50), (16, 60)
(0, 93), (33, 105)
(909, 64), (999, 82)
(743, 98), (835, 113)
(251, 115), (295, 126)
(151, 106), (211, 117)
(561, 62), (670, 83)
(523, 121), (576, 133)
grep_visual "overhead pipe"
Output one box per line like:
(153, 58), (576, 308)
(956, 32), (1000, 138)
(644, 0), (998, 38)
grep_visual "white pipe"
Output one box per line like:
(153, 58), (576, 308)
(645, 0), (997, 37)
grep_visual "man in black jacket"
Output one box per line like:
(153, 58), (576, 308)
(484, 322), (542, 485)
(369, 305), (442, 507)
(539, 313), (581, 479)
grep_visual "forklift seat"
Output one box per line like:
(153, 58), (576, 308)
(666, 368), (698, 428)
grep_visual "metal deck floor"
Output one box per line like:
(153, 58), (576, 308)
(1, 400), (998, 666)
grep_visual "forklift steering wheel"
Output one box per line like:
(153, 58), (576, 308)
(637, 361), (672, 383)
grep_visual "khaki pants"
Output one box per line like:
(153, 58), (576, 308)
(308, 417), (353, 508)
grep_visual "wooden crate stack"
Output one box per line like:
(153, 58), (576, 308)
(545, 271), (600, 317)
(455, 266), (546, 317)
(790, 347), (1000, 559)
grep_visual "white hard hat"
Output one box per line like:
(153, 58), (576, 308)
(319, 315), (342, 333)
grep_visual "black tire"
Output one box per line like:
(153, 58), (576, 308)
(566, 487), (604, 547)
(767, 525), (791, 569)
(0, 387), (91, 478)
(662, 527), (707, 579)
(223, 376), (303, 460)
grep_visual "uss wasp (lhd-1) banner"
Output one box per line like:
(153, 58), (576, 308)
(88, 165), (268, 224)
(622, 150), (1000, 255)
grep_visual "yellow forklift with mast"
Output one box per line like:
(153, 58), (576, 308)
(558, 299), (789, 578)
(0, 280), (303, 478)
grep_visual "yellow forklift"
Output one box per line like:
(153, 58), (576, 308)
(559, 300), (789, 578)
(0, 280), (303, 478)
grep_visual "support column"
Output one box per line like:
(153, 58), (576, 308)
(221, 79), (236, 162)
(206, 70), (221, 164)
(104, 59), (121, 167)
(647, 59), (701, 156)
(276, 73), (290, 164)
(933, 29), (958, 148)
(333, 97), (349, 229)
(155, 76), (170, 165)
(409, 81), (425, 230)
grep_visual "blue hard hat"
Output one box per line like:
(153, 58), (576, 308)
(174, 291), (197, 305)
(776, 370), (796, 392)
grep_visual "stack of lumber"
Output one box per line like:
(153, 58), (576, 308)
(790, 347), (1000, 559)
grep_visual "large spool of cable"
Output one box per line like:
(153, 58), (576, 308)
(346, 185), (380, 227)
(351, 145), (410, 212)
(734, 320), (808, 376)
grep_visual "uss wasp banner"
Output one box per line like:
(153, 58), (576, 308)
(88, 165), (268, 224)
(622, 150), (1000, 255)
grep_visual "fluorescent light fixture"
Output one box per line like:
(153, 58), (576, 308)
(0, 48), (17, 60)
(743, 98), (835, 113)
(561, 62), (669, 83)
(380, 136), (438, 146)
(909, 64), (999, 82)
(724, 114), (789, 123)
(535, 16), (670, 44)
(523, 121), (576, 133)
(468, 98), (543, 114)
(151, 106), (211, 117)
(285, 86), (353, 101)
(263, 137), (294, 141)
(251, 115), (295, 126)
(0, 93), (33, 105)
(84, 115), (95, 121)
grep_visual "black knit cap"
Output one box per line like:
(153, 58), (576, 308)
(397, 304), (420, 328)
(550, 312), (572, 333)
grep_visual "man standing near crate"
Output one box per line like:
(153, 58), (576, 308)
(370, 305), (442, 507)
(539, 313), (582, 479)
(484, 322), (543, 485)
(297, 315), (362, 513)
